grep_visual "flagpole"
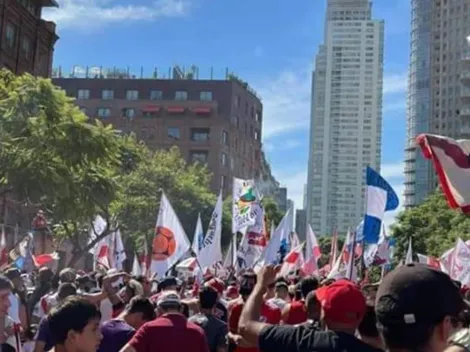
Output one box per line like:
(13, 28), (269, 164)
(348, 230), (357, 281)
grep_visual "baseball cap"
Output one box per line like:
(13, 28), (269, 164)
(157, 291), (181, 307)
(205, 278), (225, 295)
(315, 279), (366, 325)
(376, 263), (465, 327)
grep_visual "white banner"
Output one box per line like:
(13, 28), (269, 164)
(198, 193), (223, 269)
(451, 238), (470, 286)
(236, 204), (265, 269)
(232, 178), (258, 233)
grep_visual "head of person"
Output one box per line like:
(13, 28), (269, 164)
(156, 291), (182, 316)
(5, 268), (22, 291)
(123, 296), (156, 329)
(239, 272), (257, 301)
(57, 282), (78, 302)
(135, 275), (152, 297)
(358, 305), (384, 350)
(305, 291), (321, 321)
(37, 267), (54, 286)
(199, 286), (218, 313)
(204, 278), (225, 300)
(59, 268), (77, 284)
(158, 277), (178, 293)
(225, 285), (239, 300)
(48, 296), (102, 352)
(274, 280), (289, 300)
(0, 275), (12, 317)
(375, 263), (464, 352)
(315, 279), (366, 334)
(300, 276), (319, 300)
(77, 275), (95, 293)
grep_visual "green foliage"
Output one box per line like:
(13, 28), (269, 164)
(261, 197), (284, 227)
(391, 190), (470, 262)
(317, 235), (345, 268)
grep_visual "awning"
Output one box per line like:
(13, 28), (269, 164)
(167, 106), (185, 113)
(143, 105), (161, 113)
(192, 106), (212, 114)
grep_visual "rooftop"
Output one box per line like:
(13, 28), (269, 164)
(52, 65), (261, 99)
(41, 0), (59, 7)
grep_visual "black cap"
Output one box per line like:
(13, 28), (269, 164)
(376, 263), (464, 326)
(158, 277), (178, 291)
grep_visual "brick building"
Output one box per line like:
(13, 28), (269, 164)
(52, 71), (263, 196)
(0, 0), (59, 76)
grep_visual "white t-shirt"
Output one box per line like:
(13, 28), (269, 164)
(99, 298), (113, 323)
(33, 292), (58, 319)
(266, 297), (287, 311)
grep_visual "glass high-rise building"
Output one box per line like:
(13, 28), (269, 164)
(306, 0), (384, 235)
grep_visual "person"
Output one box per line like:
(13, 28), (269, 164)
(98, 296), (155, 352)
(205, 278), (229, 323)
(281, 276), (318, 325)
(119, 291), (209, 352)
(34, 282), (78, 352)
(5, 268), (28, 330)
(358, 305), (384, 350)
(375, 263), (465, 352)
(0, 274), (15, 352)
(266, 280), (289, 311)
(238, 265), (382, 352)
(47, 296), (102, 352)
(189, 286), (228, 352)
(297, 290), (321, 330)
(149, 277), (178, 304)
(28, 268), (54, 323)
(228, 271), (281, 352)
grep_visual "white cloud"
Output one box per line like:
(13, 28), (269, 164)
(383, 73), (408, 94)
(381, 162), (404, 179)
(43, 0), (190, 29)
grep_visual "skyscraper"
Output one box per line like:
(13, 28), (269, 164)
(405, 0), (470, 208)
(306, 0), (384, 235)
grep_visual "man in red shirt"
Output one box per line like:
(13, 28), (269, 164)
(228, 272), (281, 352)
(281, 277), (318, 325)
(119, 291), (209, 352)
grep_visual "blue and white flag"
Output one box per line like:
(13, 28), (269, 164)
(363, 167), (399, 244)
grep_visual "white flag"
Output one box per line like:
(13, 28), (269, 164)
(279, 243), (305, 277)
(131, 253), (142, 276)
(405, 238), (413, 264)
(451, 238), (470, 285)
(198, 193), (223, 269)
(150, 192), (191, 278)
(192, 213), (204, 257)
(232, 178), (258, 233)
(223, 239), (235, 268)
(113, 229), (127, 271)
(236, 204), (266, 269)
(302, 225), (321, 275)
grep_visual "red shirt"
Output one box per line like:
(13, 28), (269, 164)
(229, 300), (281, 352)
(129, 313), (209, 352)
(284, 300), (307, 325)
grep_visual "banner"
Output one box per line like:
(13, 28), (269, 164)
(236, 204), (265, 269)
(451, 238), (470, 286)
(232, 178), (258, 233)
(198, 193), (223, 269)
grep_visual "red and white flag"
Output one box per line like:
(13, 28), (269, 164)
(451, 238), (470, 285)
(302, 225), (321, 276)
(0, 226), (8, 268)
(33, 252), (59, 267)
(417, 134), (470, 212)
(417, 253), (441, 270)
(279, 243), (305, 277)
(329, 228), (338, 266)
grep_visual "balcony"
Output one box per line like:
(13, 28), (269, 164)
(461, 87), (470, 98)
(461, 107), (470, 116)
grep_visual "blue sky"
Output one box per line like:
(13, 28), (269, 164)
(44, 0), (410, 224)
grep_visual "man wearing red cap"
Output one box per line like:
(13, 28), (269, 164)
(238, 265), (382, 351)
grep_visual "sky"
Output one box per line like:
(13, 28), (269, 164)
(44, 0), (410, 227)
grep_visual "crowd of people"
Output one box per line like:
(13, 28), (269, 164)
(0, 262), (469, 352)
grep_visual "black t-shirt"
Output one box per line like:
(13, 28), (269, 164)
(214, 301), (228, 323)
(188, 313), (228, 352)
(259, 325), (383, 352)
(1, 343), (16, 352)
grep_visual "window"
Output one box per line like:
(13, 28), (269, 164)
(222, 131), (229, 145)
(221, 175), (226, 189)
(175, 91), (188, 100)
(97, 108), (111, 118)
(168, 127), (180, 140)
(77, 89), (90, 100)
(150, 90), (163, 100)
(200, 91), (212, 101)
(21, 37), (31, 59)
(234, 95), (241, 108)
(221, 152), (227, 166)
(255, 110), (262, 122)
(126, 90), (139, 100)
(191, 128), (210, 142)
(124, 108), (135, 119)
(143, 111), (158, 118)
(5, 24), (16, 50)
(102, 90), (114, 100)
(232, 116), (239, 128)
(254, 130), (260, 141)
(190, 151), (208, 164)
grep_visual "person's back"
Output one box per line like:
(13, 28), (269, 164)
(190, 313), (228, 352)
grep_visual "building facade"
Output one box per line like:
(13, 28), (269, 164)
(306, 0), (384, 235)
(0, 0), (58, 76)
(405, 0), (470, 207)
(52, 74), (263, 196)
(295, 209), (307, 242)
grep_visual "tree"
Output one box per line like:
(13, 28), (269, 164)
(317, 235), (345, 268)
(261, 197), (284, 227)
(391, 190), (470, 262)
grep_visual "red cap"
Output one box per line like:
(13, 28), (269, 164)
(226, 285), (239, 299)
(315, 279), (366, 325)
(205, 278), (225, 295)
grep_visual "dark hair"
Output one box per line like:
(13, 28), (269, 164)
(240, 272), (257, 296)
(57, 283), (77, 301)
(48, 297), (101, 344)
(199, 286), (218, 309)
(359, 305), (380, 338)
(378, 321), (436, 351)
(0, 275), (12, 291)
(126, 296), (155, 321)
(300, 277), (319, 299)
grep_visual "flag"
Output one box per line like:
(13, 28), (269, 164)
(405, 238), (413, 264)
(232, 178), (258, 233)
(10, 233), (34, 272)
(417, 134), (470, 212)
(363, 167), (399, 244)
(192, 213), (204, 257)
(329, 228), (338, 266)
(236, 204), (266, 270)
(364, 224), (390, 268)
(131, 253), (142, 276)
(150, 192), (191, 278)
(0, 226), (7, 268)
(224, 236), (238, 269)
(32, 252), (59, 267)
(302, 225), (321, 275)
(279, 243), (305, 277)
(451, 238), (470, 285)
(112, 229), (126, 271)
(176, 257), (198, 272)
(417, 254), (441, 270)
(198, 193), (223, 269)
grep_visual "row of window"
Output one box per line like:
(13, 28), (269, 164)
(4, 23), (32, 59)
(77, 89), (213, 102)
